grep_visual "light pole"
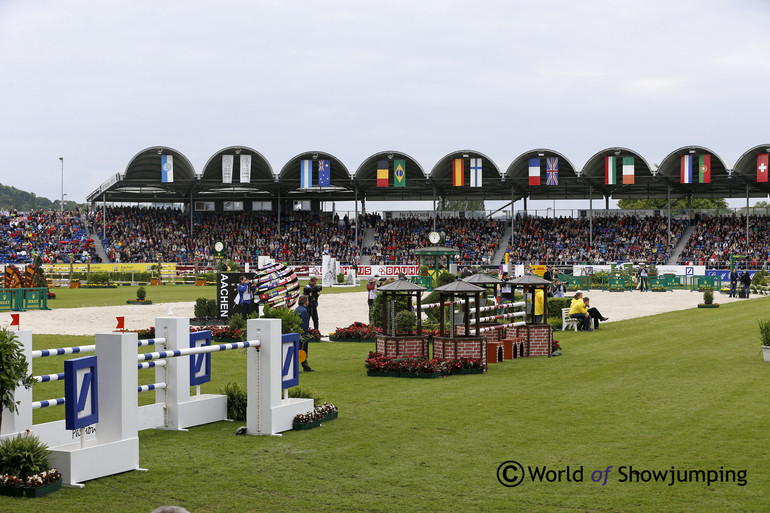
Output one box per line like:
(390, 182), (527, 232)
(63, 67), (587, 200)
(59, 157), (64, 212)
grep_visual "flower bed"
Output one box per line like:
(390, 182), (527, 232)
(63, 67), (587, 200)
(307, 328), (322, 341)
(329, 322), (378, 342)
(365, 352), (487, 378)
(0, 469), (62, 498)
(293, 403), (338, 430)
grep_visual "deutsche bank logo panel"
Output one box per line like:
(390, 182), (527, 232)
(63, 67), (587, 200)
(281, 333), (299, 389)
(190, 331), (212, 386)
(64, 356), (99, 430)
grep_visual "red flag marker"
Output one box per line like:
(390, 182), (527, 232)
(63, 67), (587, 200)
(10, 313), (20, 328)
(116, 316), (125, 330)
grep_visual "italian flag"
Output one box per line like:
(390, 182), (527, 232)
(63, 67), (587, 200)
(605, 156), (617, 185)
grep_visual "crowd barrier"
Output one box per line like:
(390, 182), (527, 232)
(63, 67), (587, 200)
(0, 318), (312, 487)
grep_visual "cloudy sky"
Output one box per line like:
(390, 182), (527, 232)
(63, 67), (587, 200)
(1, 0), (768, 211)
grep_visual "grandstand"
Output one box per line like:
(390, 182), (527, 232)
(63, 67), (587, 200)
(2, 144), (769, 269)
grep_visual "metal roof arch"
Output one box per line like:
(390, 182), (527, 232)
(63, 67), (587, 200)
(428, 149), (506, 199)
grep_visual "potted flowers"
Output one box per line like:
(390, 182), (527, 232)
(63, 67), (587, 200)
(127, 286), (153, 305)
(292, 403), (339, 430)
(0, 433), (62, 498)
(760, 319), (770, 362)
(697, 287), (719, 308)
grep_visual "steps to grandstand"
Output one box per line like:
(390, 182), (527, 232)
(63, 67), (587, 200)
(667, 225), (696, 265)
(492, 225), (512, 265)
(360, 227), (376, 265)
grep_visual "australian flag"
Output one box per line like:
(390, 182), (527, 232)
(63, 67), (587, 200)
(318, 160), (331, 187)
(546, 157), (559, 186)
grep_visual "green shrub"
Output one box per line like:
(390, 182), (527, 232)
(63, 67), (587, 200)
(546, 297), (572, 319)
(548, 316), (562, 329)
(206, 299), (219, 318)
(219, 382), (247, 421)
(435, 270), (456, 287)
(0, 328), (35, 433)
(262, 305), (303, 334)
(194, 298), (209, 318)
(0, 433), (51, 479)
(369, 293), (410, 328)
(288, 385), (321, 407)
(229, 313), (246, 331)
(337, 273), (345, 284)
(759, 318), (770, 347)
(395, 310), (417, 333)
(87, 272), (110, 285)
(136, 286), (147, 301)
(703, 287), (714, 305)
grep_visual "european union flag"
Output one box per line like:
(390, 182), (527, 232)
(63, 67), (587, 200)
(318, 160), (330, 187)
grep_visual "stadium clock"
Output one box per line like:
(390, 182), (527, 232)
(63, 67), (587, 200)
(428, 231), (441, 245)
(214, 241), (225, 257)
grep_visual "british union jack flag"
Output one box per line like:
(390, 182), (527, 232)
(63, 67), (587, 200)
(546, 157), (559, 186)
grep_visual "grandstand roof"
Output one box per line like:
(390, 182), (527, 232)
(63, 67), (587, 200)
(87, 144), (770, 205)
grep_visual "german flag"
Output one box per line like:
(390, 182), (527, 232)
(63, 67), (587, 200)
(377, 160), (388, 187)
(453, 158), (464, 186)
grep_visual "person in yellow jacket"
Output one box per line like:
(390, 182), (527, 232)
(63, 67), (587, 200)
(534, 288), (545, 323)
(568, 291), (593, 331)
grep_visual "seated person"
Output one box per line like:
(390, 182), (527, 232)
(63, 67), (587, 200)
(568, 291), (592, 331)
(582, 297), (609, 330)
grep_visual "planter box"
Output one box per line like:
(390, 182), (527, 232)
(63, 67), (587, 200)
(399, 372), (442, 379)
(126, 300), (153, 305)
(68, 282), (81, 288)
(194, 279), (208, 286)
(451, 368), (485, 375)
(190, 319), (227, 326)
(366, 370), (400, 377)
(323, 411), (338, 422)
(293, 419), (322, 430)
(0, 486), (25, 497)
(25, 480), (62, 498)
(697, 304), (720, 308)
(762, 346), (770, 362)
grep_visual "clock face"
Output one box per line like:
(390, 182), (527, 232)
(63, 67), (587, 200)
(428, 231), (440, 244)
(214, 242), (224, 252)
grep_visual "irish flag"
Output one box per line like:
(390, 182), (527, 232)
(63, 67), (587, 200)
(622, 156), (634, 184)
(605, 156), (617, 185)
(528, 158), (540, 186)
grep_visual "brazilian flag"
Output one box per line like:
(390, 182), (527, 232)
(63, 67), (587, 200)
(394, 159), (406, 187)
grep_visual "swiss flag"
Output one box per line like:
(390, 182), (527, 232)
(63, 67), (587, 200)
(758, 153), (769, 183)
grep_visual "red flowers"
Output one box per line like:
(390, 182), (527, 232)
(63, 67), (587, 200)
(365, 351), (486, 375)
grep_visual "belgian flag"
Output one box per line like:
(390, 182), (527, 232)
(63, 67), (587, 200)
(377, 160), (388, 187)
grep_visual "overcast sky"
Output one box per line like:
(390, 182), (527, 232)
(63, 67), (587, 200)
(1, 0), (768, 212)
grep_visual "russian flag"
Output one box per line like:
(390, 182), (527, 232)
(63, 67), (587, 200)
(300, 160), (312, 188)
(680, 155), (693, 184)
(528, 158), (540, 186)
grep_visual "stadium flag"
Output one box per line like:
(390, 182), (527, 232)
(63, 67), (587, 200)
(318, 160), (331, 187)
(10, 313), (19, 328)
(240, 154), (252, 183)
(394, 159), (406, 187)
(470, 158), (482, 187)
(698, 154), (711, 184)
(758, 153), (769, 183)
(300, 159), (313, 188)
(528, 158), (540, 186)
(680, 155), (693, 184)
(161, 155), (174, 183)
(116, 316), (125, 330)
(222, 155), (233, 184)
(546, 157), (559, 186)
(453, 158), (465, 186)
(605, 156), (617, 185)
(377, 160), (389, 187)
(622, 156), (635, 184)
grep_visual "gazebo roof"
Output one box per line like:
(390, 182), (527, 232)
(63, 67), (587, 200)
(462, 273), (503, 285)
(434, 280), (486, 293)
(412, 246), (460, 256)
(377, 280), (427, 292)
(507, 275), (552, 286)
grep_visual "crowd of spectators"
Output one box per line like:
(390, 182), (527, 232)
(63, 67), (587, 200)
(99, 207), (361, 265)
(678, 214), (770, 268)
(504, 214), (687, 265)
(368, 215), (504, 265)
(0, 208), (96, 264)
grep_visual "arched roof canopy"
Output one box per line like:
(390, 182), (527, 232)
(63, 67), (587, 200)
(657, 145), (735, 199)
(353, 151), (430, 200)
(581, 147), (658, 199)
(506, 149), (580, 201)
(429, 150), (507, 200)
(731, 144), (770, 197)
(277, 151), (354, 200)
(88, 146), (196, 203)
(197, 146), (275, 200)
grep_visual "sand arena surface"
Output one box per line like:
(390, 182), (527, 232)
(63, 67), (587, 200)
(0, 288), (756, 336)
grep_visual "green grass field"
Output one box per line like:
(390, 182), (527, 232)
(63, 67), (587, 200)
(4, 295), (769, 512)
